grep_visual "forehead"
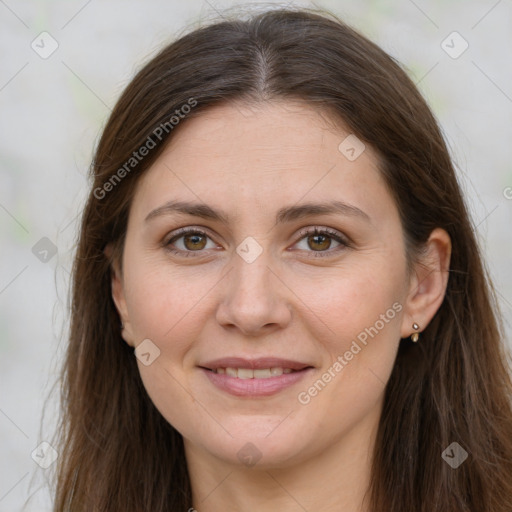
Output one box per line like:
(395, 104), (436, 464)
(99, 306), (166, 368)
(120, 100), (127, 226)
(160, 100), (359, 166)
(130, 101), (394, 225)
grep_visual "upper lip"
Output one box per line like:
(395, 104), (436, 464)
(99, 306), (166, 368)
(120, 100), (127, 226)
(199, 357), (313, 371)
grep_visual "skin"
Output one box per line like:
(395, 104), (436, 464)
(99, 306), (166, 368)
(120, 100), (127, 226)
(108, 101), (451, 512)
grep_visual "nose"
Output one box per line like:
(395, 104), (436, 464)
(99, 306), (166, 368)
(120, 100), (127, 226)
(215, 251), (292, 337)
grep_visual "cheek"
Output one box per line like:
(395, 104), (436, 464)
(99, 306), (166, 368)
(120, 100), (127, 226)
(292, 254), (405, 343)
(124, 261), (215, 345)
(292, 256), (404, 408)
(122, 262), (217, 437)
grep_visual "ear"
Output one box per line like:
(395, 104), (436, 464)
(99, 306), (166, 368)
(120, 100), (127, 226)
(400, 228), (452, 338)
(104, 243), (135, 347)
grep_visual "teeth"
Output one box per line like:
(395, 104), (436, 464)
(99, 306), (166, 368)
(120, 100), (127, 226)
(237, 368), (253, 379)
(226, 367), (238, 377)
(213, 367), (296, 378)
(254, 369), (271, 379)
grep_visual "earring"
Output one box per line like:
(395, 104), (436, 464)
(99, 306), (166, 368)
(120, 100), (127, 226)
(411, 322), (420, 342)
(120, 321), (125, 330)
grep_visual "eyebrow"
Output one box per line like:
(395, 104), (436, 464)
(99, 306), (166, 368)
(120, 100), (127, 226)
(144, 199), (371, 225)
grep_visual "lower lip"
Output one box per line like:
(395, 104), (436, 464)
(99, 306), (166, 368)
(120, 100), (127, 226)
(200, 367), (314, 397)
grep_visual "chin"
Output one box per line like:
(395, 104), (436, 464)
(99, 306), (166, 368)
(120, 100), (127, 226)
(191, 420), (313, 469)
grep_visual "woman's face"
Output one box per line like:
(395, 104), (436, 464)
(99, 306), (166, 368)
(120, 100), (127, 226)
(112, 101), (421, 468)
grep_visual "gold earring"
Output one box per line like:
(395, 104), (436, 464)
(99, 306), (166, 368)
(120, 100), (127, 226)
(411, 322), (420, 342)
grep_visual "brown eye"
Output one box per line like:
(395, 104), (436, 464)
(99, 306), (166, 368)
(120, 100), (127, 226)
(183, 233), (207, 251)
(307, 233), (332, 251)
(293, 227), (349, 257)
(165, 228), (215, 256)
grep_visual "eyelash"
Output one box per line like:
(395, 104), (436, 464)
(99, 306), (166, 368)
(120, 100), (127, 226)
(163, 226), (351, 259)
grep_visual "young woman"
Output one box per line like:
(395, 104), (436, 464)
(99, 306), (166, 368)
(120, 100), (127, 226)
(52, 7), (512, 511)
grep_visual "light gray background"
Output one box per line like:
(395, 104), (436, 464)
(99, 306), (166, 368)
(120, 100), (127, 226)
(1, 0), (511, 510)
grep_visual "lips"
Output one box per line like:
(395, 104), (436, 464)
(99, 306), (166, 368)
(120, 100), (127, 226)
(198, 357), (314, 397)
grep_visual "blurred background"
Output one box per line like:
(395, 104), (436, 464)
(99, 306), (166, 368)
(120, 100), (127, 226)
(1, 0), (511, 510)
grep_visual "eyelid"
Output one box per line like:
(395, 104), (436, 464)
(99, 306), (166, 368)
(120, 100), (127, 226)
(295, 226), (351, 246)
(164, 225), (212, 242)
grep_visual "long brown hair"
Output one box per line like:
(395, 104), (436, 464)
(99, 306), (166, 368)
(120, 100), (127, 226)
(50, 7), (512, 511)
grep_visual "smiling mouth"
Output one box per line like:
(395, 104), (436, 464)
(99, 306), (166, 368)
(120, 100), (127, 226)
(198, 357), (314, 395)
(201, 367), (307, 379)
(199, 364), (315, 397)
